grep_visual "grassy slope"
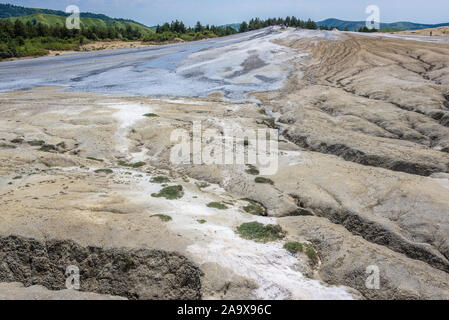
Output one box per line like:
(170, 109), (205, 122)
(6, 13), (153, 34)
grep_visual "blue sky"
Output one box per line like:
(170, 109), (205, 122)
(3, 0), (448, 26)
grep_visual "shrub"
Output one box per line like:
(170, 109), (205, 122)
(207, 202), (228, 210)
(151, 185), (184, 200)
(237, 222), (285, 242)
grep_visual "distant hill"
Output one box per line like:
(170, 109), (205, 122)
(317, 18), (449, 31)
(0, 3), (153, 33)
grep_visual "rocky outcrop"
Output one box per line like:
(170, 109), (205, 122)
(0, 235), (202, 300)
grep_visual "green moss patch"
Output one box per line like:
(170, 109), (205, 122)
(283, 241), (304, 254)
(27, 140), (45, 146)
(151, 185), (184, 200)
(255, 177), (274, 185)
(143, 113), (159, 118)
(245, 164), (260, 175)
(151, 176), (170, 183)
(151, 214), (172, 222)
(118, 160), (146, 168)
(94, 169), (113, 174)
(197, 219), (207, 224)
(243, 200), (266, 216)
(39, 144), (56, 152)
(10, 138), (24, 144)
(237, 222), (285, 243)
(207, 202), (228, 210)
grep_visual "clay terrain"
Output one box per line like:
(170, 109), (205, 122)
(0, 27), (448, 300)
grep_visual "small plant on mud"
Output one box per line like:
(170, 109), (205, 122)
(304, 243), (319, 267)
(255, 177), (274, 185)
(151, 176), (170, 183)
(283, 241), (304, 254)
(237, 222), (285, 243)
(151, 185), (184, 200)
(10, 138), (24, 144)
(207, 202), (228, 210)
(27, 140), (45, 146)
(12, 176), (22, 180)
(143, 113), (159, 117)
(151, 214), (172, 222)
(245, 165), (259, 175)
(197, 219), (207, 224)
(118, 160), (146, 168)
(39, 144), (57, 152)
(94, 168), (113, 174)
(242, 199), (266, 216)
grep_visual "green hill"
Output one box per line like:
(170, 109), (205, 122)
(6, 13), (153, 34)
(0, 3), (153, 34)
(317, 18), (449, 31)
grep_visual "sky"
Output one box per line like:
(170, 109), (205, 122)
(2, 0), (448, 27)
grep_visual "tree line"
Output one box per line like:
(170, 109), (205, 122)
(0, 16), (325, 59)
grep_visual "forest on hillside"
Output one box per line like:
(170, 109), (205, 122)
(0, 14), (323, 59)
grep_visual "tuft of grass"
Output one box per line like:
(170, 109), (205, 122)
(304, 243), (319, 266)
(27, 140), (45, 146)
(151, 185), (184, 200)
(87, 157), (104, 162)
(151, 214), (172, 222)
(94, 168), (113, 174)
(10, 138), (24, 144)
(12, 176), (22, 180)
(237, 222), (285, 243)
(182, 176), (190, 183)
(197, 219), (207, 224)
(243, 200), (265, 216)
(245, 165), (260, 175)
(255, 177), (274, 185)
(283, 241), (304, 254)
(151, 176), (170, 183)
(39, 144), (56, 152)
(207, 202), (228, 210)
(118, 160), (146, 168)
(143, 113), (159, 118)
